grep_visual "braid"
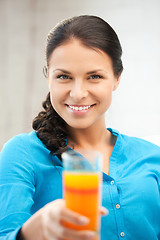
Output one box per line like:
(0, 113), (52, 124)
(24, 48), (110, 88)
(32, 92), (69, 158)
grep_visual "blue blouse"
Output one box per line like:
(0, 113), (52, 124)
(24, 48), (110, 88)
(0, 129), (160, 240)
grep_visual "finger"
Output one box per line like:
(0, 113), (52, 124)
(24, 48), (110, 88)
(42, 227), (57, 240)
(50, 203), (90, 226)
(60, 208), (90, 226)
(61, 228), (97, 240)
(99, 206), (109, 216)
(48, 222), (97, 240)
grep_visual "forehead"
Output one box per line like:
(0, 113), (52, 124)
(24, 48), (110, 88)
(49, 39), (113, 72)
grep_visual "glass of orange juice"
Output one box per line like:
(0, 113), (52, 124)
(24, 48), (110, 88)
(62, 149), (103, 240)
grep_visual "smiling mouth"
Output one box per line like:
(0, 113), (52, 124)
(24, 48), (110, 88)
(66, 104), (95, 111)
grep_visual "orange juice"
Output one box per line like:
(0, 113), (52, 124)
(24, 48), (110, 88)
(63, 171), (102, 240)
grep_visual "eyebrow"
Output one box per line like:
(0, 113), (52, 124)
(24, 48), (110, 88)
(53, 69), (71, 74)
(53, 69), (107, 74)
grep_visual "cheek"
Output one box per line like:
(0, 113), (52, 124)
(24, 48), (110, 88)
(49, 84), (66, 107)
(96, 85), (113, 101)
(102, 92), (113, 107)
(96, 87), (113, 112)
(50, 91), (60, 107)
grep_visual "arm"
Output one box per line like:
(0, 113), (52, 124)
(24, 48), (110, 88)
(0, 135), (35, 239)
(0, 135), (101, 240)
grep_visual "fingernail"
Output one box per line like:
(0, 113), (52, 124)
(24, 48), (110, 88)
(100, 206), (109, 215)
(103, 207), (109, 215)
(79, 216), (89, 224)
(86, 232), (96, 239)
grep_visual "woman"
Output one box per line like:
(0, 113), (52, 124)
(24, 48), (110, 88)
(0, 15), (160, 240)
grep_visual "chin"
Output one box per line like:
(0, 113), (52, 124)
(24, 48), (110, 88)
(66, 122), (92, 130)
(69, 125), (90, 130)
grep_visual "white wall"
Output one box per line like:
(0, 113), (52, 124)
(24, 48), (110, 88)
(0, 0), (160, 149)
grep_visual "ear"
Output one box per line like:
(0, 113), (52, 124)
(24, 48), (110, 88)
(43, 66), (49, 78)
(113, 75), (121, 91)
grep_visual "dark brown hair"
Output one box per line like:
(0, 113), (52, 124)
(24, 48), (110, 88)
(32, 15), (123, 157)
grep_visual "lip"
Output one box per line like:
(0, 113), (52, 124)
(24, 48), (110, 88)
(65, 104), (95, 115)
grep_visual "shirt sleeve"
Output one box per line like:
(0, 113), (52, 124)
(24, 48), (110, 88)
(0, 135), (36, 240)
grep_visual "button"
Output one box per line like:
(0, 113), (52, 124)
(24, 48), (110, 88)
(120, 232), (125, 237)
(110, 180), (114, 185)
(116, 204), (120, 209)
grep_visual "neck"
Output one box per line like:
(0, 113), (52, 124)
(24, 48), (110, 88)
(67, 120), (110, 150)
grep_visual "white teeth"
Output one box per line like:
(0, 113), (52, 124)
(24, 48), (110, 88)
(68, 105), (91, 111)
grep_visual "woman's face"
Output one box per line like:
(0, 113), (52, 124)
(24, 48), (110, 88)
(47, 39), (120, 130)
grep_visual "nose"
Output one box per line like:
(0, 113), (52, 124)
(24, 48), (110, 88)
(69, 79), (88, 102)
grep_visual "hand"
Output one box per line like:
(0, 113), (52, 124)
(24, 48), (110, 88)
(21, 199), (108, 240)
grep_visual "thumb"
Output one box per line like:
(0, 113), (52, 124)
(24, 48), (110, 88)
(99, 206), (109, 216)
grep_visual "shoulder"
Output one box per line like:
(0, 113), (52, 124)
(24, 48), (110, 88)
(120, 133), (160, 183)
(121, 133), (160, 151)
(119, 131), (160, 162)
(1, 131), (48, 154)
(0, 131), (50, 171)
(1, 131), (41, 146)
(109, 128), (160, 156)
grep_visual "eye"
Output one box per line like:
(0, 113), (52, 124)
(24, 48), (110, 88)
(57, 74), (72, 80)
(88, 75), (103, 80)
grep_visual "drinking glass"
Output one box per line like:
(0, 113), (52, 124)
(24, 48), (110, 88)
(62, 149), (103, 240)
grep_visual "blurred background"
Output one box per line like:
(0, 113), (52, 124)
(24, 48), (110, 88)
(0, 0), (160, 149)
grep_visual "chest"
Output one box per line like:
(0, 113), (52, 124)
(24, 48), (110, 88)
(101, 169), (160, 239)
(101, 145), (114, 175)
